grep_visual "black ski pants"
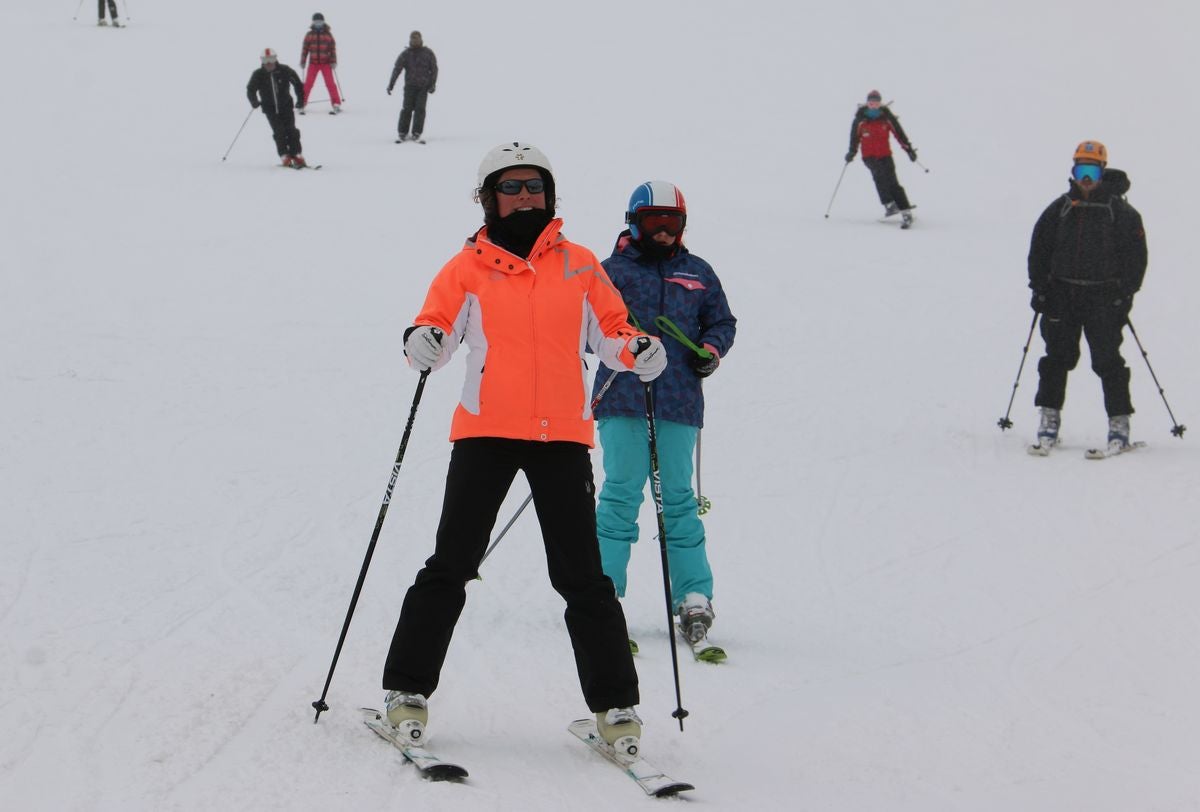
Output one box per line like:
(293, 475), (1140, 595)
(1034, 282), (1133, 416)
(263, 108), (302, 158)
(863, 155), (912, 211)
(398, 85), (429, 137)
(98, 0), (118, 20)
(382, 437), (639, 713)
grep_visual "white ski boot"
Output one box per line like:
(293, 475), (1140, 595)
(596, 707), (642, 757)
(1107, 414), (1131, 453)
(677, 592), (715, 644)
(385, 691), (429, 744)
(1029, 406), (1060, 454)
(900, 209), (914, 229)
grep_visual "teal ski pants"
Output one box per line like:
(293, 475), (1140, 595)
(595, 416), (712, 609)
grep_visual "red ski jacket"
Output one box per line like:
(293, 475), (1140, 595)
(300, 27), (337, 67)
(848, 107), (913, 159)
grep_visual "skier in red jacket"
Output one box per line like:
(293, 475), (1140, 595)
(845, 90), (919, 227)
(300, 13), (342, 114)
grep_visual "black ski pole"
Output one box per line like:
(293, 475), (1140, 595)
(998, 312), (1040, 431)
(635, 340), (688, 730)
(73, 0), (85, 20)
(915, 158), (931, 174)
(1126, 319), (1187, 438)
(222, 108), (255, 162)
(476, 368), (622, 573)
(824, 160), (851, 219)
(311, 361), (435, 723)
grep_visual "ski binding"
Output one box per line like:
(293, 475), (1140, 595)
(361, 708), (468, 781)
(678, 623), (727, 663)
(568, 719), (693, 797)
(1084, 440), (1146, 460)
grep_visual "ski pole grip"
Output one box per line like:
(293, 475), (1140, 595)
(632, 336), (651, 356)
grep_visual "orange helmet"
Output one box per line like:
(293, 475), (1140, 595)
(1073, 140), (1107, 166)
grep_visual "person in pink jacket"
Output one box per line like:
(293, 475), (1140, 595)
(299, 13), (341, 114)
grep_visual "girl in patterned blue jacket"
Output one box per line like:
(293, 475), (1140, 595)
(591, 181), (737, 650)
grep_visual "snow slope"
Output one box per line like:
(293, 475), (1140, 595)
(3, 1), (1198, 810)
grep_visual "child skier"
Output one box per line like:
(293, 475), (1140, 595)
(591, 181), (737, 658)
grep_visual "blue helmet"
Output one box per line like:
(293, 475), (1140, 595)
(625, 181), (687, 241)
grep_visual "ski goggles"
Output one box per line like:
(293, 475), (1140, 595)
(494, 178), (546, 195)
(866, 99), (881, 109)
(1072, 163), (1102, 183)
(632, 210), (687, 237)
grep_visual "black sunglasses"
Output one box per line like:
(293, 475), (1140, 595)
(494, 178), (546, 195)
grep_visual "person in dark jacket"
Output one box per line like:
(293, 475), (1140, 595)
(1027, 140), (1148, 454)
(246, 49), (307, 167)
(590, 181), (737, 655)
(845, 89), (918, 226)
(299, 13), (341, 114)
(387, 31), (438, 142)
(97, 0), (121, 26)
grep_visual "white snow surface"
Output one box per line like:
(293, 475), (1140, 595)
(4, 2), (1199, 810)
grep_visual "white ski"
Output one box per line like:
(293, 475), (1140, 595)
(568, 719), (693, 797)
(361, 708), (468, 781)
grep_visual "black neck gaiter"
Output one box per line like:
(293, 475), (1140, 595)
(487, 209), (554, 259)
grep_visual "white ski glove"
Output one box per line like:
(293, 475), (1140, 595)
(405, 326), (445, 371)
(629, 336), (667, 382)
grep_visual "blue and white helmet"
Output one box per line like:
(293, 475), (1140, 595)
(626, 180), (687, 240)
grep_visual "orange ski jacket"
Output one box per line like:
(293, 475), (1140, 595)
(412, 219), (643, 446)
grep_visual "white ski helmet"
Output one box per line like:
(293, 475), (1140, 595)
(475, 141), (554, 194)
(260, 48), (278, 66)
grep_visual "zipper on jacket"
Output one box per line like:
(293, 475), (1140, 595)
(271, 72), (279, 111)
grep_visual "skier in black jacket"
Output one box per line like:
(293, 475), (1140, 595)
(1027, 140), (1148, 454)
(246, 49), (307, 167)
(387, 31), (438, 142)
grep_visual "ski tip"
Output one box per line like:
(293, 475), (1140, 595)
(423, 763), (469, 781)
(653, 782), (696, 797)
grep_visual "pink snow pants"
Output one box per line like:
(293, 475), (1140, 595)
(303, 63), (341, 106)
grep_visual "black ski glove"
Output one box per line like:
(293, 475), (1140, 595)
(905, 146), (918, 162)
(1030, 290), (1047, 313)
(251, 100), (261, 109)
(1112, 292), (1134, 316)
(689, 345), (720, 379)
(387, 86), (393, 95)
(690, 355), (719, 378)
(428, 85), (436, 94)
(844, 150), (856, 163)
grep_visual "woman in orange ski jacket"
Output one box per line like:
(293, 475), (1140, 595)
(411, 218), (645, 445)
(382, 143), (667, 747)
